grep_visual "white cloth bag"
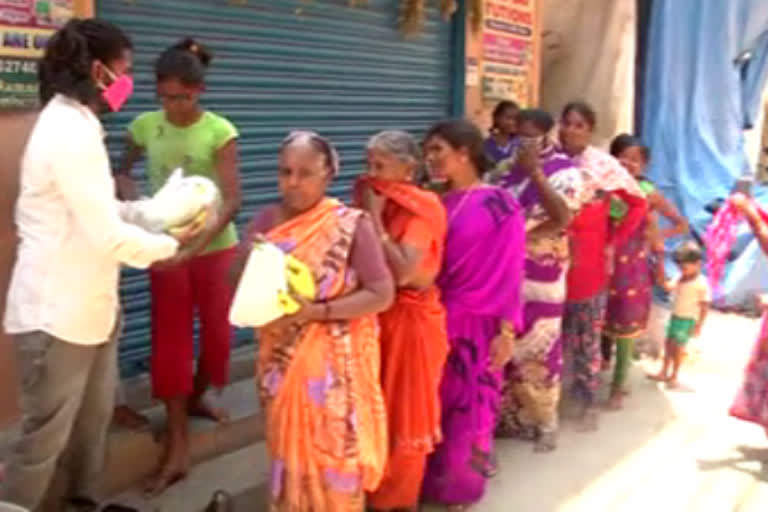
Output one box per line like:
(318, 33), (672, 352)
(229, 242), (288, 328)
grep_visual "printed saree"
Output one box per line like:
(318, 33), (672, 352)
(258, 198), (388, 512)
(496, 146), (586, 438)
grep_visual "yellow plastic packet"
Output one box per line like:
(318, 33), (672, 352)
(277, 254), (316, 314)
(167, 208), (209, 238)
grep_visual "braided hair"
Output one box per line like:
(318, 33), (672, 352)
(38, 18), (132, 105)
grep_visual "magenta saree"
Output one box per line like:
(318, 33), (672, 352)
(421, 185), (525, 506)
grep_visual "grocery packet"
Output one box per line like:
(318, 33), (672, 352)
(132, 168), (219, 236)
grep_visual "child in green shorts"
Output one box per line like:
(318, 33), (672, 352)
(649, 241), (711, 388)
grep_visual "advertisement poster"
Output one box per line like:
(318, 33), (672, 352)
(482, 0), (534, 106)
(0, 0), (72, 109)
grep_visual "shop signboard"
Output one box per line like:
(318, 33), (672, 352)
(482, 0), (535, 106)
(0, 0), (72, 109)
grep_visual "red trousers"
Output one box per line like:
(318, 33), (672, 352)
(149, 247), (236, 399)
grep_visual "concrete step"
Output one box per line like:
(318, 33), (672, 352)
(0, 347), (265, 499)
(105, 377), (264, 495)
(109, 443), (269, 512)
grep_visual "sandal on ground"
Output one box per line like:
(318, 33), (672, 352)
(204, 490), (233, 512)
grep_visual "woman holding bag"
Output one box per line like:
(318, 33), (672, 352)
(241, 131), (394, 511)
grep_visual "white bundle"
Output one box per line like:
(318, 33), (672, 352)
(137, 169), (220, 234)
(229, 242), (288, 328)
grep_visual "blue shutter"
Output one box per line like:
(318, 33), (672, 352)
(98, 0), (458, 376)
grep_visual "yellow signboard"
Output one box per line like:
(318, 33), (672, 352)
(0, 24), (52, 58)
(482, 0), (535, 106)
(0, 1), (73, 108)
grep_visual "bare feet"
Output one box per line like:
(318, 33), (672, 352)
(483, 453), (498, 478)
(143, 463), (188, 497)
(112, 405), (150, 430)
(606, 390), (624, 411)
(534, 431), (557, 453)
(144, 444), (190, 497)
(188, 397), (230, 423)
(575, 407), (599, 432)
(647, 372), (668, 382)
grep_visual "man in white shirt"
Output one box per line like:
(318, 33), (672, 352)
(2, 20), (181, 512)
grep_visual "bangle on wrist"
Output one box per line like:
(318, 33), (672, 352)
(381, 232), (391, 243)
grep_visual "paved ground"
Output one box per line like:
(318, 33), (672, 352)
(89, 309), (768, 510)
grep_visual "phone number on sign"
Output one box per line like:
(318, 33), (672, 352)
(0, 58), (38, 74)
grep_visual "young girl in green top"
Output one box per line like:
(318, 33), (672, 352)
(115, 38), (241, 496)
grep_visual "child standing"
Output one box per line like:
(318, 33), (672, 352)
(650, 241), (711, 388)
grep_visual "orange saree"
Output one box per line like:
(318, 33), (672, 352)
(258, 198), (387, 511)
(356, 178), (449, 509)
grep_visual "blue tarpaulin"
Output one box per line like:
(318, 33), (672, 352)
(642, 0), (768, 306)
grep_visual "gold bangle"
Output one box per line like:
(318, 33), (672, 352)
(381, 232), (391, 243)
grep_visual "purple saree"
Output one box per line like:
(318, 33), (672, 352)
(421, 186), (525, 506)
(495, 146), (586, 439)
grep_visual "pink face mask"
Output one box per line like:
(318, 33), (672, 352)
(99, 64), (134, 112)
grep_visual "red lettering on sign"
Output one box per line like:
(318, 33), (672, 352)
(487, 2), (533, 25)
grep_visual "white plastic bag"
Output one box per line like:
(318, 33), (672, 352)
(229, 242), (288, 328)
(137, 169), (220, 234)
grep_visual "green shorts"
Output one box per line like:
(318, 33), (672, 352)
(667, 315), (696, 346)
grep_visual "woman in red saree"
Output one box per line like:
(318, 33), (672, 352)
(241, 131), (394, 511)
(354, 131), (449, 511)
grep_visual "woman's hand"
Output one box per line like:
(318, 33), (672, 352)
(605, 245), (615, 276)
(516, 141), (540, 177)
(756, 293), (768, 312)
(489, 333), (515, 371)
(730, 193), (755, 216)
(281, 281), (325, 325)
(360, 185), (386, 219)
(152, 245), (196, 271)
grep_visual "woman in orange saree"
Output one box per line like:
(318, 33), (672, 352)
(355, 131), (449, 511)
(241, 131), (395, 511)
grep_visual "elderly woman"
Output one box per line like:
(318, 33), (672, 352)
(354, 131), (448, 512)
(241, 131), (394, 510)
(420, 120), (525, 511)
(558, 102), (647, 430)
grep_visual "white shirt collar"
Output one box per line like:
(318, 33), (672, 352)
(51, 93), (105, 138)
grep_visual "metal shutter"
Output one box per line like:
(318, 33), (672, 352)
(98, 0), (458, 375)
